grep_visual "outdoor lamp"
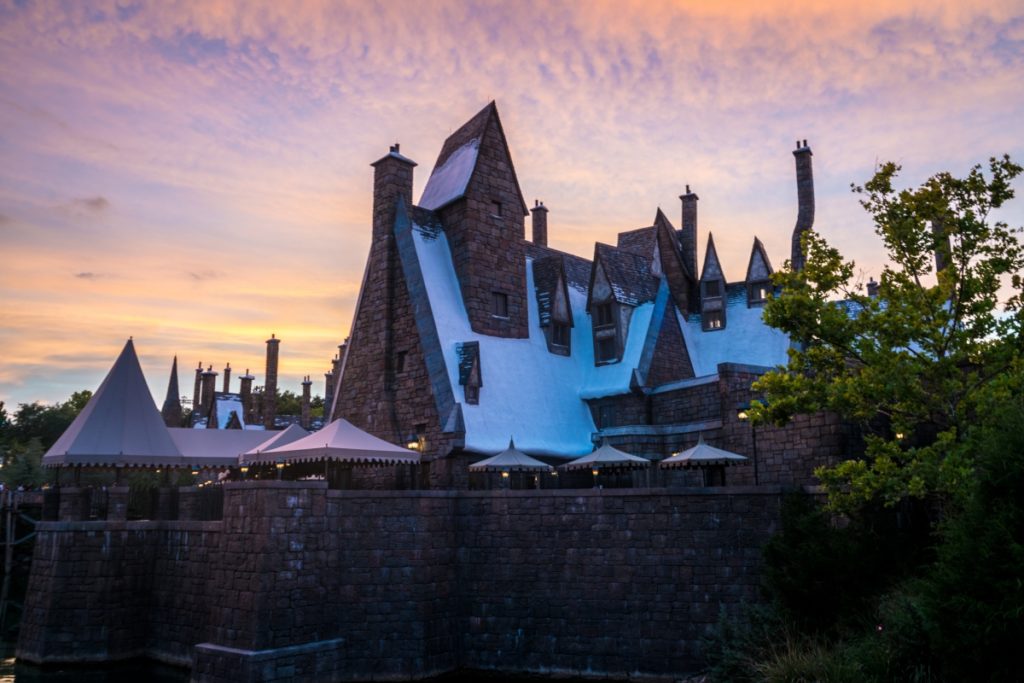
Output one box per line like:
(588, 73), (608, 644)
(592, 468), (600, 477)
(501, 471), (510, 479)
(275, 462), (285, 470)
(240, 465), (249, 474)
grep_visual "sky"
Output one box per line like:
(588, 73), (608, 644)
(1, 0), (1023, 409)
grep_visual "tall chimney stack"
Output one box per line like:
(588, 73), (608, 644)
(201, 365), (218, 428)
(791, 140), (815, 271)
(264, 334), (280, 429)
(301, 376), (312, 430)
(530, 200), (549, 247)
(222, 362), (231, 393)
(371, 143), (417, 240)
(192, 361), (203, 424)
(239, 368), (255, 421)
(679, 185), (698, 281)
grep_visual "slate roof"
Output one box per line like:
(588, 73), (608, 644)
(616, 226), (657, 257)
(594, 243), (658, 306)
(523, 242), (591, 291)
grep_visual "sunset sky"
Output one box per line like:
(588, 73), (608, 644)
(1, 0), (1023, 409)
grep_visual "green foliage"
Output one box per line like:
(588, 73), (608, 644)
(753, 156), (1024, 509)
(2, 437), (48, 489)
(1, 391), (93, 451)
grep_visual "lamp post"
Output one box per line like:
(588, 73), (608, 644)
(737, 403), (759, 485)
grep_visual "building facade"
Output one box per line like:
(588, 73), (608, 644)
(331, 103), (851, 487)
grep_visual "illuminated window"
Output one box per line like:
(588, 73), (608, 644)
(703, 310), (724, 331)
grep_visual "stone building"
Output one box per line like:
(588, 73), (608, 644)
(331, 102), (849, 488)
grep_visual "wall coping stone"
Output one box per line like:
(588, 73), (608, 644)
(34, 520), (222, 532)
(647, 373), (720, 395)
(596, 419), (723, 438)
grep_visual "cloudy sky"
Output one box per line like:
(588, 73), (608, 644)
(1, 0), (1022, 409)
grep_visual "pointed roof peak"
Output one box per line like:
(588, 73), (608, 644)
(46, 340), (182, 467)
(745, 235), (774, 280)
(701, 233), (726, 282)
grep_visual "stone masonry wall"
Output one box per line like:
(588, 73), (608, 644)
(20, 482), (785, 681)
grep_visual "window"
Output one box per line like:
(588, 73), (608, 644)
(465, 384), (479, 404)
(748, 282), (770, 305)
(703, 280), (721, 297)
(395, 351), (407, 373)
(552, 322), (570, 347)
(596, 336), (617, 362)
(703, 310), (724, 331)
(491, 291), (508, 318)
(594, 302), (614, 327)
(599, 404), (616, 429)
(491, 200), (502, 217)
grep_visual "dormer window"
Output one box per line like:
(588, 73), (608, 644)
(552, 322), (570, 348)
(748, 281), (770, 305)
(491, 291), (508, 318)
(595, 302), (614, 327)
(465, 384), (479, 404)
(596, 336), (617, 362)
(703, 310), (724, 331)
(703, 280), (721, 298)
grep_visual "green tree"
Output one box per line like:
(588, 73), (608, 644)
(754, 156), (1023, 510)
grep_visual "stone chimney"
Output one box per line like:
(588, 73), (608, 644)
(932, 216), (951, 274)
(192, 361), (203, 423)
(679, 185), (698, 281)
(161, 356), (183, 428)
(201, 365), (218, 428)
(222, 362), (231, 393)
(239, 368), (255, 420)
(323, 370), (335, 419)
(301, 376), (312, 429)
(791, 140), (815, 271)
(263, 334), (280, 429)
(530, 200), (549, 247)
(867, 277), (879, 298)
(371, 143), (416, 240)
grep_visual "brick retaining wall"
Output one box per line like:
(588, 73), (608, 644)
(18, 482), (785, 681)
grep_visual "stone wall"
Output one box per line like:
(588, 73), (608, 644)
(19, 481), (786, 681)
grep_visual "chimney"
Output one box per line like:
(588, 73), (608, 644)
(161, 356), (183, 428)
(679, 185), (698, 281)
(932, 217), (951, 274)
(323, 370), (335, 419)
(867, 277), (879, 298)
(201, 365), (218, 429)
(192, 361), (203, 424)
(239, 368), (255, 421)
(264, 334), (280, 429)
(791, 140), (815, 271)
(371, 143), (417, 240)
(301, 376), (312, 430)
(222, 362), (231, 393)
(530, 200), (549, 247)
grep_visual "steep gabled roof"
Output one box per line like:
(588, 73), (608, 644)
(616, 226), (657, 257)
(532, 254), (574, 327)
(44, 339), (184, 467)
(523, 242), (591, 291)
(745, 236), (774, 281)
(700, 233), (726, 283)
(589, 243), (658, 308)
(417, 101), (528, 214)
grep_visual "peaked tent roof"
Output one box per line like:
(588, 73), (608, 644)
(240, 424), (310, 464)
(561, 441), (651, 471)
(168, 428), (269, 467)
(253, 418), (419, 465)
(44, 339), (184, 468)
(659, 435), (747, 469)
(468, 439), (553, 472)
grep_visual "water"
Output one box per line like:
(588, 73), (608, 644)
(0, 644), (187, 683)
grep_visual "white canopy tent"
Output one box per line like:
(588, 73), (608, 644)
(250, 418), (420, 466)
